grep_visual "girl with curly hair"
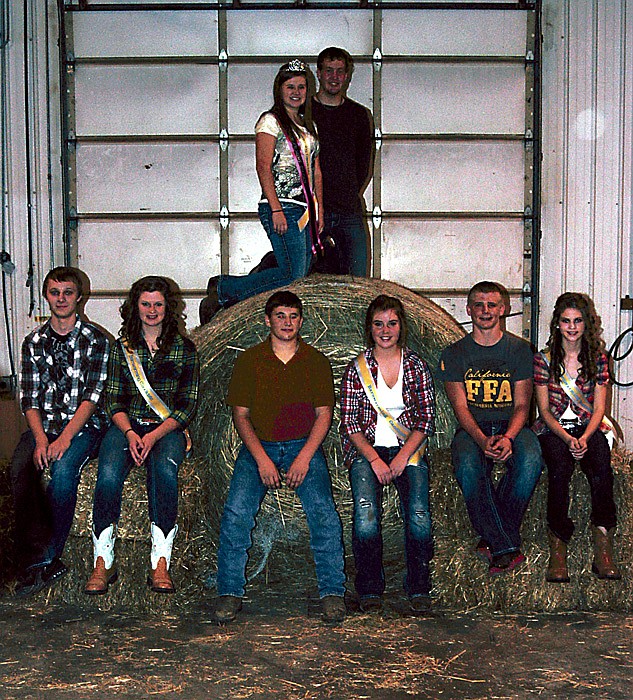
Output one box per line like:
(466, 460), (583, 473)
(533, 292), (620, 583)
(85, 276), (199, 595)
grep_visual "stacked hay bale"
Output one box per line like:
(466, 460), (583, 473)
(432, 447), (632, 612)
(46, 274), (632, 611)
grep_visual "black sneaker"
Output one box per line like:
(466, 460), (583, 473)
(15, 558), (68, 597)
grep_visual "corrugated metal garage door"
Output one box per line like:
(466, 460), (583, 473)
(61, 1), (537, 336)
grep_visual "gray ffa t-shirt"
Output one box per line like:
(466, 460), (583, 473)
(437, 333), (534, 423)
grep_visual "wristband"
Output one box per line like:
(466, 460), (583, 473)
(271, 209), (283, 213)
(124, 428), (134, 436)
(503, 434), (514, 446)
(370, 456), (380, 464)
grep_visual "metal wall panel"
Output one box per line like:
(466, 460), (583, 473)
(86, 0), (214, 7)
(72, 11), (218, 57)
(227, 221), (277, 275)
(75, 65), (219, 135)
(382, 10), (527, 55)
(227, 143), (258, 213)
(381, 220), (524, 290)
(77, 221), (221, 289)
(75, 142), (219, 213)
(381, 142), (525, 212)
(226, 10), (373, 56)
(383, 64), (525, 134)
(592, 2), (627, 333)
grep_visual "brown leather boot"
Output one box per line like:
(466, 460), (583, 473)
(546, 530), (570, 583)
(148, 557), (175, 594)
(592, 526), (622, 580)
(147, 523), (177, 593)
(84, 556), (118, 595)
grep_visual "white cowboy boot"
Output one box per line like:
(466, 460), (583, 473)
(84, 524), (118, 595)
(148, 522), (178, 593)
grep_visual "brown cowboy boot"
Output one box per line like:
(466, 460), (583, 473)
(546, 530), (570, 583)
(592, 526), (622, 580)
(85, 556), (118, 595)
(149, 557), (174, 593)
(147, 523), (177, 594)
(84, 525), (117, 595)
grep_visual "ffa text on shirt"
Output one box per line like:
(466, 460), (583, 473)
(464, 367), (513, 410)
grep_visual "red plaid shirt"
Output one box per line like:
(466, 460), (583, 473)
(340, 347), (435, 467)
(532, 350), (609, 435)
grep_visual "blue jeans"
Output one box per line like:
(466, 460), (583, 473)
(92, 422), (186, 537)
(451, 423), (542, 556)
(349, 447), (433, 597)
(313, 212), (368, 276)
(217, 203), (312, 307)
(10, 427), (102, 568)
(216, 439), (346, 598)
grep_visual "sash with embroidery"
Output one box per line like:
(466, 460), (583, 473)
(354, 352), (427, 466)
(278, 118), (323, 255)
(121, 339), (192, 452)
(541, 350), (616, 447)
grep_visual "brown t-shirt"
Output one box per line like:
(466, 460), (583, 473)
(227, 337), (334, 442)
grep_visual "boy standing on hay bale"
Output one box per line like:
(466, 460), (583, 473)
(214, 290), (346, 624)
(10, 266), (109, 596)
(438, 281), (542, 576)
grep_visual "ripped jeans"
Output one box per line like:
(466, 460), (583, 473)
(349, 446), (433, 597)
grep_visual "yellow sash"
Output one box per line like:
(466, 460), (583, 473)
(121, 339), (191, 452)
(354, 353), (427, 466)
(542, 350), (616, 447)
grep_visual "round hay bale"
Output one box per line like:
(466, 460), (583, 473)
(190, 274), (464, 591)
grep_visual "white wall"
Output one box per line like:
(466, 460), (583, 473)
(4, 1), (633, 454)
(540, 0), (633, 438)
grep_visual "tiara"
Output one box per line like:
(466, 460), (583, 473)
(287, 59), (306, 72)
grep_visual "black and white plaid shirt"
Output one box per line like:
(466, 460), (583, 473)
(20, 318), (110, 435)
